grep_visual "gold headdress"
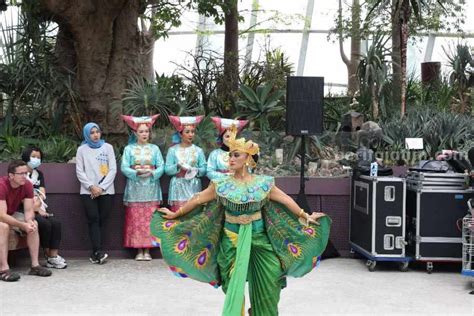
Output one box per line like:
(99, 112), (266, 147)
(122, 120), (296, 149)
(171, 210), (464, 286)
(227, 124), (260, 168)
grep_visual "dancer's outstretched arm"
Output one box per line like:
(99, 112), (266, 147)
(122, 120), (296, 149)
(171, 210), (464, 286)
(158, 183), (217, 220)
(269, 186), (326, 224)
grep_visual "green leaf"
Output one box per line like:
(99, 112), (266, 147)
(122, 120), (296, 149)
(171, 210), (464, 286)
(240, 84), (259, 104)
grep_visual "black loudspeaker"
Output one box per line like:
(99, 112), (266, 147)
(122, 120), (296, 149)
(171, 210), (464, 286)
(286, 76), (324, 136)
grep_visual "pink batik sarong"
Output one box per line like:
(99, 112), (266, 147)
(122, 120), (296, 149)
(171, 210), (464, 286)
(123, 201), (160, 248)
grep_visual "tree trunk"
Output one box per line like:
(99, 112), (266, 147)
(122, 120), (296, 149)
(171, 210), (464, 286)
(137, 13), (156, 82)
(459, 90), (471, 114)
(349, 0), (361, 96)
(40, 0), (141, 135)
(391, 0), (402, 113)
(338, 0), (361, 96)
(53, 25), (83, 136)
(138, 29), (156, 82)
(54, 26), (76, 74)
(371, 83), (379, 120)
(399, 0), (410, 117)
(222, 0), (239, 117)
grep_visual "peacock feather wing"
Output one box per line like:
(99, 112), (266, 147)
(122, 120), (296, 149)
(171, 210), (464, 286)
(262, 201), (331, 278)
(150, 200), (224, 287)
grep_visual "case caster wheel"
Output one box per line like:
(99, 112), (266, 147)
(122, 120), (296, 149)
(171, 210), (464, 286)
(350, 248), (357, 258)
(399, 261), (409, 272)
(426, 262), (433, 274)
(366, 260), (376, 272)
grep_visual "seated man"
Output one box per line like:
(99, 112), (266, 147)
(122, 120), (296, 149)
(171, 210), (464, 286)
(0, 160), (52, 282)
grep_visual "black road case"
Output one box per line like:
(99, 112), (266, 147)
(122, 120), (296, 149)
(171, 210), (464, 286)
(350, 175), (409, 271)
(406, 171), (469, 191)
(406, 188), (474, 273)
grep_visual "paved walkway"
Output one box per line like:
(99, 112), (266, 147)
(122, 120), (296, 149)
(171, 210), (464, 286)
(0, 258), (472, 315)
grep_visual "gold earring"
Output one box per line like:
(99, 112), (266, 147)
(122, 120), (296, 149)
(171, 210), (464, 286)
(245, 162), (249, 167)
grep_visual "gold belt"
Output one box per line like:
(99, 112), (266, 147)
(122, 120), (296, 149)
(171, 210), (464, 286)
(225, 212), (262, 225)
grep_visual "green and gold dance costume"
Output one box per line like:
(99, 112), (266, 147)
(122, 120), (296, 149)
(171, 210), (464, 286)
(150, 175), (331, 316)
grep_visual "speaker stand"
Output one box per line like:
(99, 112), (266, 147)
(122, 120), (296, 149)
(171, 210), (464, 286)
(295, 135), (339, 259)
(296, 135), (310, 213)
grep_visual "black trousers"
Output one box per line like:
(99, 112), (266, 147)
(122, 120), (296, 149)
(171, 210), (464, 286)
(35, 214), (62, 250)
(80, 194), (113, 253)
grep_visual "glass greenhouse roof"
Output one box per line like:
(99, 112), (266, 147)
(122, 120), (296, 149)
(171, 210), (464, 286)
(1, 0), (474, 95)
(154, 0), (474, 94)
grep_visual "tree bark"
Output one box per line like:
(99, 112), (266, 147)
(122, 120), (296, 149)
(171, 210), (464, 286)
(54, 25), (76, 74)
(371, 83), (379, 120)
(138, 28), (156, 82)
(338, 0), (361, 97)
(52, 25), (81, 135)
(348, 0), (361, 96)
(40, 0), (141, 135)
(399, 0), (410, 117)
(391, 0), (402, 114)
(137, 11), (157, 82)
(222, 0), (239, 117)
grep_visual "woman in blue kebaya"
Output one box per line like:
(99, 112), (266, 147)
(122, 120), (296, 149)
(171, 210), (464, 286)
(165, 115), (207, 213)
(121, 114), (164, 261)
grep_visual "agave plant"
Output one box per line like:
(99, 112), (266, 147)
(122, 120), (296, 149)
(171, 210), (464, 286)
(357, 31), (391, 120)
(423, 111), (471, 157)
(193, 115), (219, 154)
(122, 76), (172, 119)
(156, 74), (201, 116)
(444, 43), (474, 114)
(380, 108), (473, 162)
(419, 77), (456, 111)
(235, 83), (285, 132)
(0, 135), (29, 161)
(39, 136), (79, 162)
(0, 135), (78, 163)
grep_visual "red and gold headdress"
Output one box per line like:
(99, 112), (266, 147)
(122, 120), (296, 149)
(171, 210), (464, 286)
(169, 115), (204, 132)
(211, 117), (248, 134)
(121, 114), (160, 131)
(227, 125), (260, 168)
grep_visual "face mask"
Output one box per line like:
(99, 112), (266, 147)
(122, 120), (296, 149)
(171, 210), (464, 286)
(28, 157), (41, 169)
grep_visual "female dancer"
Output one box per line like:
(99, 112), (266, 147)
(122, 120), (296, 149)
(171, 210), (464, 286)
(206, 117), (248, 181)
(165, 115), (207, 212)
(121, 114), (164, 261)
(152, 125), (330, 315)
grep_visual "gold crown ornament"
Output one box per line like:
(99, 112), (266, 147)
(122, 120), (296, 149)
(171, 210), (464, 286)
(227, 124), (260, 167)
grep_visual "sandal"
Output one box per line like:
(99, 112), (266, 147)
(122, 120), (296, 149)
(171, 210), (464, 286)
(0, 269), (21, 282)
(143, 253), (152, 261)
(28, 265), (52, 277)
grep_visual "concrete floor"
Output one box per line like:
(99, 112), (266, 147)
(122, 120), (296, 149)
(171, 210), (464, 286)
(0, 258), (472, 315)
